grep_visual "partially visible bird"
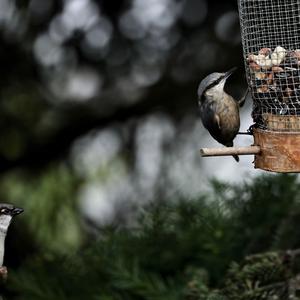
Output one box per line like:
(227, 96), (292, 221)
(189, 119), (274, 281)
(197, 67), (248, 162)
(0, 204), (23, 268)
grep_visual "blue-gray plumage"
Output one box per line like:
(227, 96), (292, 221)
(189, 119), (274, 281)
(198, 68), (247, 162)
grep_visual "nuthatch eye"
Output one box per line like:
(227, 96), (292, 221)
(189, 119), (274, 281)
(198, 67), (248, 162)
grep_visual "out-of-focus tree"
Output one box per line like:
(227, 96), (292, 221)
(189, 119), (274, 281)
(2, 174), (300, 299)
(0, 0), (248, 212)
(0, 1), (283, 300)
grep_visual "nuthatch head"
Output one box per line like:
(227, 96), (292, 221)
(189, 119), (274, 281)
(198, 67), (242, 162)
(0, 203), (23, 267)
(0, 204), (23, 233)
(198, 67), (237, 102)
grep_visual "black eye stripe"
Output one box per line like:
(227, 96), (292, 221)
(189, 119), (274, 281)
(202, 75), (225, 95)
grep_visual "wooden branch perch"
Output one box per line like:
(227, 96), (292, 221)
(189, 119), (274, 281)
(200, 146), (261, 157)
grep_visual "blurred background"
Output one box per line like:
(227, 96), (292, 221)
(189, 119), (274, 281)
(0, 0), (289, 299)
(0, 0), (256, 226)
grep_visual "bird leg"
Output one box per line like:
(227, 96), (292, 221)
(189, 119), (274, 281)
(237, 124), (255, 136)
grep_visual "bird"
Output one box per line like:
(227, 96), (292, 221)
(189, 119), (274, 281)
(197, 67), (248, 162)
(0, 204), (23, 272)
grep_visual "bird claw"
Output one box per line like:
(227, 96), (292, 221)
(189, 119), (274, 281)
(247, 124), (255, 135)
(237, 125), (255, 136)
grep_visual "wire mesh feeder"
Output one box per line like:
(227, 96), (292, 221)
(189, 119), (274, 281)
(200, 0), (300, 171)
(238, 0), (300, 172)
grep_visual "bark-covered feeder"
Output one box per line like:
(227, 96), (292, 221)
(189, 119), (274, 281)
(240, 0), (300, 172)
(201, 0), (300, 173)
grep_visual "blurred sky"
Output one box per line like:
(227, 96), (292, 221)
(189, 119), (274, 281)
(0, 0), (265, 226)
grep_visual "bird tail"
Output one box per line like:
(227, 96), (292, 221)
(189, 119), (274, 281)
(225, 142), (239, 162)
(232, 154), (239, 162)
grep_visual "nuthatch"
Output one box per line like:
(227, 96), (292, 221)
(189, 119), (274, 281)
(198, 68), (248, 162)
(0, 204), (23, 268)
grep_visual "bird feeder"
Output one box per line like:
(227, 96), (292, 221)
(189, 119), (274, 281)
(201, 0), (300, 173)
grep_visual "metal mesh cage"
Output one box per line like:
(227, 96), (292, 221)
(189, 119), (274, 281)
(238, 0), (300, 131)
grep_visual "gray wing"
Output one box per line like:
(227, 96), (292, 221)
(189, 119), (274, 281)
(199, 101), (222, 140)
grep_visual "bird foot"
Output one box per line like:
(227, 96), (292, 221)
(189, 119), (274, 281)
(238, 125), (255, 136)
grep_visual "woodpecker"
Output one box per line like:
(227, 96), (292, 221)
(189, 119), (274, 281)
(0, 204), (23, 269)
(197, 68), (248, 162)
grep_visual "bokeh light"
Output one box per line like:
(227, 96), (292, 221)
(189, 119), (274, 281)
(0, 0), (252, 227)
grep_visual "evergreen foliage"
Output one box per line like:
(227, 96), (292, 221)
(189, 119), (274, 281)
(0, 171), (300, 299)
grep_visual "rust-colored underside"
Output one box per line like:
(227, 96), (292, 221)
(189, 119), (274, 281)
(254, 128), (300, 173)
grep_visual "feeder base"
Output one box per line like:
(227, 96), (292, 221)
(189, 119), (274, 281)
(254, 128), (300, 173)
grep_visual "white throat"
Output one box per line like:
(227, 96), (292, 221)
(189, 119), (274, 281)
(205, 80), (226, 98)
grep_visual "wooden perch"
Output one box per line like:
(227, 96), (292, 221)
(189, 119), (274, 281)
(200, 146), (261, 157)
